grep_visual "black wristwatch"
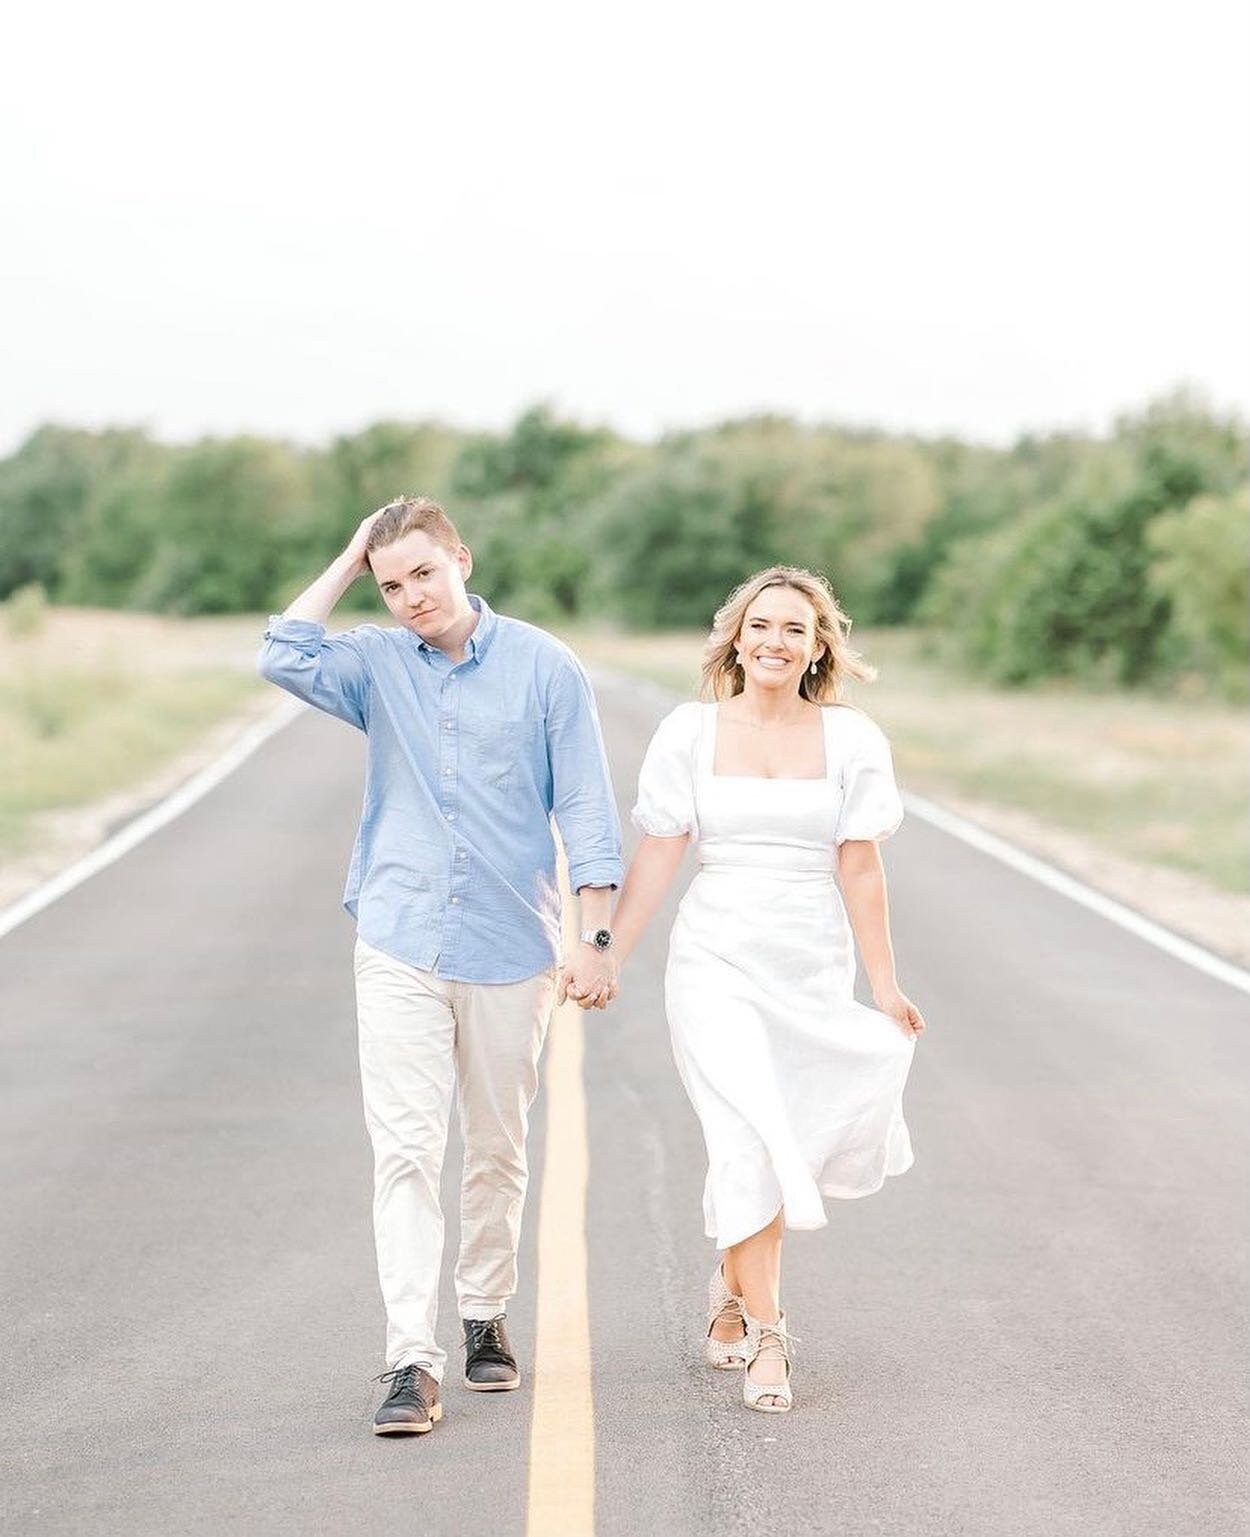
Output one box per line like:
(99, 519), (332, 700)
(579, 927), (615, 953)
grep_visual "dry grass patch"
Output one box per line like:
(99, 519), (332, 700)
(0, 607), (267, 857)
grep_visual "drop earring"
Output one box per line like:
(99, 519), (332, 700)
(809, 659), (818, 675)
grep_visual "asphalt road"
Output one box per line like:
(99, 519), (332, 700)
(1, 673), (1246, 1537)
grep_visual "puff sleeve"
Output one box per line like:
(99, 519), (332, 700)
(630, 703), (699, 839)
(836, 716), (904, 844)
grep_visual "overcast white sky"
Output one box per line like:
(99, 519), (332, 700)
(3, 0), (1247, 455)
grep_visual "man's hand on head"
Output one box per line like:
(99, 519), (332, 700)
(345, 509), (387, 579)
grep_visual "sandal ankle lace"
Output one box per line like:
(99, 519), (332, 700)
(707, 1267), (746, 1338)
(747, 1319), (800, 1373)
(707, 1294), (747, 1339)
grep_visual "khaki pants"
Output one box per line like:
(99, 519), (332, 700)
(354, 937), (556, 1378)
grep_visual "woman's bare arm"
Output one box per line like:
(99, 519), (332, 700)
(837, 839), (926, 1037)
(613, 833), (691, 966)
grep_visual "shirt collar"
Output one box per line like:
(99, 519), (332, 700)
(415, 593), (497, 663)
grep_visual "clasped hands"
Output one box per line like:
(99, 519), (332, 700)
(556, 949), (620, 1010)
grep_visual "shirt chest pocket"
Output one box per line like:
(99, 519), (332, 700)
(467, 713), (542, 790)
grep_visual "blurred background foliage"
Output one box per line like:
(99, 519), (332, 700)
(0, 392), (1244, 699)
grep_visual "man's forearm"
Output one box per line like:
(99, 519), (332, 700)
(283, 550), (365, 624)
(577, 885), (614, 934)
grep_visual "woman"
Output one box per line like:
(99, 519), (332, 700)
(604, 565), (925, 1413)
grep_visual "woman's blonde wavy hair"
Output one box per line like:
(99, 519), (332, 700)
(698, 566), (876, 704)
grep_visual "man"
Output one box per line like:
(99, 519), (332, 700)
(258, 496), (621, 1436)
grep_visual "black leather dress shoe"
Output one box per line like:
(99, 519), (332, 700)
(462, 1314), (521, 1391)
(373, 1363), (442, 1434)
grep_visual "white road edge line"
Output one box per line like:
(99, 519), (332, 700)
(0, 696), (305, 943)
(903, 790), (1250, 1000)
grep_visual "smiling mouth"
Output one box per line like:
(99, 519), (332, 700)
(755, 656), (791, 668)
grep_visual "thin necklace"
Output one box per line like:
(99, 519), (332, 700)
(725, 703), (812, 730)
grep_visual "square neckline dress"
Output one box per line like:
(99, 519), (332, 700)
(631, 699), (915, 1249)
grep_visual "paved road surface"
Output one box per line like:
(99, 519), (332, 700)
(1, 673), (1246, 1537)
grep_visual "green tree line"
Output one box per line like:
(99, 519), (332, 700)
(0, 393), (1245, 698)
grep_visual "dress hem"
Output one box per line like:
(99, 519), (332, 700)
(707, 1154), (915, 1250)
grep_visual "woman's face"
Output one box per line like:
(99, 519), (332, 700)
(734, 586), (824, 693)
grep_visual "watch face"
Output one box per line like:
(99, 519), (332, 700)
(593, 929), (612, 950)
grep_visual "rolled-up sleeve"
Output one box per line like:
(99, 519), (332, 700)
(545, 656), (623, 891)
(256, 616), (371, 731)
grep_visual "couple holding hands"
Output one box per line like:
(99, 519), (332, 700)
(259, 495), (924, 1435)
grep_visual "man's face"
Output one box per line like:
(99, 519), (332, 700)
(369, 529), (473, 640)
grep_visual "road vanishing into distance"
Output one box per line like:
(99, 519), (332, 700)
(2, 673), (1247, 1537)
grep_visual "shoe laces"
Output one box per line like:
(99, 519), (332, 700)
(751, 1319), (800, 1365)
(465, 1313), (510, 1361)
(707, 1293), (747, 1335)
(375, 1363), (425, 1403)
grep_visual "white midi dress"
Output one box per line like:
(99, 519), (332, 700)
(631, 700), (916, 1250)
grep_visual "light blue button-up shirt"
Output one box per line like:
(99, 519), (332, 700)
(257, 595), (622, 983)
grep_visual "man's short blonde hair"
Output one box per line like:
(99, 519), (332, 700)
(366, 496), (462, 557)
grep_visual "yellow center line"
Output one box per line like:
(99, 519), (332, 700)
(526, 868), (596, 1537)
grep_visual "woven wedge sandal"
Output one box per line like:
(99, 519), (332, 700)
(741, 1310), (798, 1413)
(704, 1263), (748, 1370)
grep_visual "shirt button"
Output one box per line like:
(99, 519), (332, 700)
(442, 766), (453, 776)
(450, 896), (460, 905)
(443, 721), (454, 730)
(445, 810), (456, 820)
(457, 851), (467, 861)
